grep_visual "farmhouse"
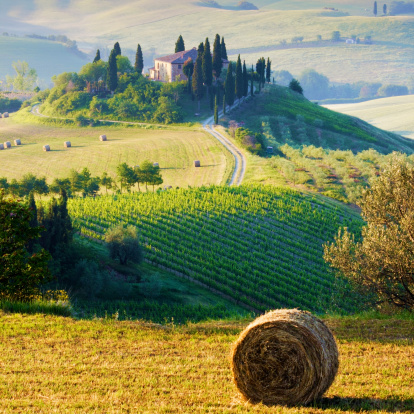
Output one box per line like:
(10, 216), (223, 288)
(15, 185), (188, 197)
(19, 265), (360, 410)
(149, 48), (229, 82)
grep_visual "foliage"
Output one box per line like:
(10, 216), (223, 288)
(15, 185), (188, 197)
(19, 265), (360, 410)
(134, 44), (144, 74)
(299, 69), (329, 100)
(6, 61), (38, 91)
(289, 78), (303, 94)
(389, 1), (414, 14)
(107, 49), (118, 92)
(235, 55), (243, 100)
(212, 34), (222, 79)
(175, 35), (185, 53)
(0, 192), (52, 301)
(225, 62), (235, 106)
(105, 224), (143, 266)
(220, 36), (227, 60)
(192, 55), (204, 108)
(377, 84), (409, 97)
(93, 49), (101, 63)
(324, 156), (414, 311)
(0, 95), (22, 112)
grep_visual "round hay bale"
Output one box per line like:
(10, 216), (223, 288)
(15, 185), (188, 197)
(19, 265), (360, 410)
(153, 162), (159, 168)
(3, 112), (9, 118)
(4, 141), (11, 149)
(231, 309), (339, 406)
(0, 143), (4, 150)
(99, 135), (107, 141)
(14, 139), (21, 146)
(43, 145), (50, 152)
(64, 141), (71, 148)
(194, 160), (201, 168)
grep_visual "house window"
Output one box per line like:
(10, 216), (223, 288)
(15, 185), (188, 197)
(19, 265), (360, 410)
(178, 64), (182, 69)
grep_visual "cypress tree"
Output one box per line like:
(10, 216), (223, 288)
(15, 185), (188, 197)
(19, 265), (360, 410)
(221, 37), (228, 60)
(107, 49), (118, 92)
(175, 35), (185, 53)
(197, 42), (204, 57)
(212, 34), (222, 80)
(223, 95), (226, 115)
(183, 58), (194, 94)
(225, 62), (235, 106)
(93, 49), (101, 63)
(235, 55), (243, 100)
(114, 42), (121, 56)
(134, 44), (144, 74)
(242, 60), (248, 97)
(27, 191), (38, 253)
(59, 189), (73, 246)
(214, 94), (218, 124)
(383, 3), (387, 14)
(250, 64), (254, 96)
(266, 57), (271, 83)
(203, 38), (213, 97)
(192, 55), (204, 113)
(373, 1), (377, 16)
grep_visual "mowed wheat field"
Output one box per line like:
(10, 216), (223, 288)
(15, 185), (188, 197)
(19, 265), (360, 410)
(0, 313), (413, 413)
(325, 95), (414, 139)
(0, 115), (233, 188)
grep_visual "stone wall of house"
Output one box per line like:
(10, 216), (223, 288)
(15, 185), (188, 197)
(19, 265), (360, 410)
(171, 64), (188, 82)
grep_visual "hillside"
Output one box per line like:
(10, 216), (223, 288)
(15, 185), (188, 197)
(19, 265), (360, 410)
(1, 1), (413, 86)
(69, 185), (364, 314)
(325, 95), (414, 139)
(0, 114), (233, 187)
(0, 36), (87, 88)
(0, 312), (413, 413)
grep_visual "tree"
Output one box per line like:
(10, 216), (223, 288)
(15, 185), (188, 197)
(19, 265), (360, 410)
(331, 31), (341, 42)
(266, 58), (271, 83)
(373, 1), (378, 16)
(299, 68), (329, 100)
(197, 42), (204, 56)
(0, 192), (53, 301)
(214, 94), (219, 124)
(212, 34), (222, 81)
(225, 62), (235, 107)
(100, 172), (113, 194)
(223, 94), (226, 114)
(93, 49), (101, 63)
(107, 49), (118, 92)
(289, 79), (303, 94)
(114, 41), (121, 56)
(116, 163), (136, 193)
(242, 60), (248, 97)
(235, 55), (243, 100)
(6, 61), (38, 91)
(250, 64), (254, 96)
(139, 160), (163, 191)
(221, 37), (228, 60)
(256, 57), (266, 91)
(175, 35), (185, 53)
(324, 156), (414, 311)
(79, 60), (107, 83)
(383, 4), (387, 14)
(183, 58), (194, 94)
(105, 225), (143, 266)
(134, 44), (144, 74)
(203, 38), (213, 97)
(192, 55), (204, 112)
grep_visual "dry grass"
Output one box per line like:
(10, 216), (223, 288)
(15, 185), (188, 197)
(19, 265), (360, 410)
(0, 116), (234, 189)
(0, 312), (412, 413)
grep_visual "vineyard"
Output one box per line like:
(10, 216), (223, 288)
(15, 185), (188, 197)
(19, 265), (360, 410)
(69, 185), (363, 313)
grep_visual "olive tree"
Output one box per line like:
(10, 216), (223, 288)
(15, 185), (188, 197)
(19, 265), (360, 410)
(105, 225), (143, 266)
(324, 155), (414, 311)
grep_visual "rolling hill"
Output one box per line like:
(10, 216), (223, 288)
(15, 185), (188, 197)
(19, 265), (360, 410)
(1, 0), (413, 86)
(324, 95), (414, 139)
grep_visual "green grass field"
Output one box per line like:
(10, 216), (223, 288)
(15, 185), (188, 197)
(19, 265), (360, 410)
(325, 95), (414, 139)
(0, 112), (233, 188)
(0, 36), (87, 87)
(1, 1), (413, 86)
(0, 312), (413, 413)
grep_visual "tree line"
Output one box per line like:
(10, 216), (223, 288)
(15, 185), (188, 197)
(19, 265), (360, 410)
(0, 161), (164, 199)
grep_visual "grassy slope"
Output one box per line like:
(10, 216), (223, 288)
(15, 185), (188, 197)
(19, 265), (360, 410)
(0, 113), (233, 188)
(324, 95), (414, 139)
(0, 312), (413, 413)
(1, 1), (413, 85)
(0, 36), (87, 87)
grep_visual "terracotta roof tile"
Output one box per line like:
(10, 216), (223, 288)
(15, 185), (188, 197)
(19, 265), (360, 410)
(155, 48), (198, 64)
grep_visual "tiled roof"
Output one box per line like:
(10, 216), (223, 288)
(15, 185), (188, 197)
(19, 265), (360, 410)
(155, 48), (198, 64)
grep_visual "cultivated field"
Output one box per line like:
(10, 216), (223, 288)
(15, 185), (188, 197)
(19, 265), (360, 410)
(0, 312), (413, 413)
(0, 115), (233, 188)
(325, 95), (414, 139)
(1, 1), (413, 85)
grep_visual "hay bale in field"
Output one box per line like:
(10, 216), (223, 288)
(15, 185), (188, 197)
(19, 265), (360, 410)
(231, 309), (339, 406)
(194, 160), (201, 167)
(43, 145), (50, 152)
(3, 112), (9, 118)
(153, 162), (159, 168)
(0, 143), (4, 150)
(4, 141), (11, 149)
(64, 141), (71, 148)
(99, 135), (107, 141)
(14, 139), (21, 146)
